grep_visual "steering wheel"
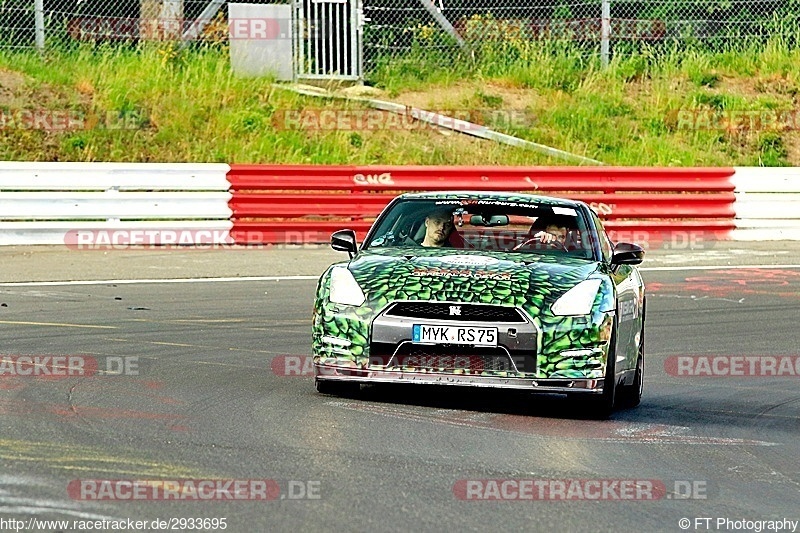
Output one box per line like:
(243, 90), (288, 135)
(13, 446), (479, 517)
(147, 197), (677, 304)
(512, 236), (567, 252)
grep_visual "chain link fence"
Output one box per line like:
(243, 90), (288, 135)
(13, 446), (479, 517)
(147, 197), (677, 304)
(363, 0), (800, 68)
(1, 0), (799, 70)
(0, 0), (236, 48)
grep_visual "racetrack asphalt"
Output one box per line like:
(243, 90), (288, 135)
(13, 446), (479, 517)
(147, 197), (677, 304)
(1, 240), (800, 282)
(0, 242), (798, 532)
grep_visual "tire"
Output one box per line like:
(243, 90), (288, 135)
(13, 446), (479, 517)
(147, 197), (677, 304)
(314, 378), (360, 397)
(617, 329), (644, 408)
(618, 300), (645, 409)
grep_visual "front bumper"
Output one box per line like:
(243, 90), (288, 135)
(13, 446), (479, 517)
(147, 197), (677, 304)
(313, 300), (614, 382)
(314, 363), (605, 394)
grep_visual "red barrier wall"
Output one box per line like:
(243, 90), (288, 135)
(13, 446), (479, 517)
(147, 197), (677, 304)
(227, 165), (737, 244)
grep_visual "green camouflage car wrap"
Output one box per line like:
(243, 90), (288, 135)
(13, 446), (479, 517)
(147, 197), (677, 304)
(312, 247), (617, 379)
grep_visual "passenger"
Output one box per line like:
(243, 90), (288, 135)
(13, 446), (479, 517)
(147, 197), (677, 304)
(421, 209), (456, 247)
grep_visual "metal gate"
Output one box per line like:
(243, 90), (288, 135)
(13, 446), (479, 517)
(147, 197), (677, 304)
(294, 0), (363, 81)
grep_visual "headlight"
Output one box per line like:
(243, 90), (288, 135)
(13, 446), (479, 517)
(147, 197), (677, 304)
(329, 266), (366, 306)
(551, 279), (602, 316)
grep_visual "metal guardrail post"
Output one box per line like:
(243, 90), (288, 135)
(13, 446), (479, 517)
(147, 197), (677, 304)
(34, 0), (45, 50)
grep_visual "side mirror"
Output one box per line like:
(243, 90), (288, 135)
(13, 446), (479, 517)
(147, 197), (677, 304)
(331, 229), (358, 258)
(611, 242), (645, 265)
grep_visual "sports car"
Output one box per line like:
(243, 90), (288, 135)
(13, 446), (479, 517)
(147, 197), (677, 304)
(311, 192), (646, 417)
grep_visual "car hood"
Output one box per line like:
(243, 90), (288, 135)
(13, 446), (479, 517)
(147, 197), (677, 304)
(341, 248), (602, 314)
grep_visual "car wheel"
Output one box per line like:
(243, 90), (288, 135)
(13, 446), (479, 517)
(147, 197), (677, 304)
(618, 328), (644, 409)
(315, 378), (360, 397)
(571, 320), (617, 419)
(618, 300), (645, 408)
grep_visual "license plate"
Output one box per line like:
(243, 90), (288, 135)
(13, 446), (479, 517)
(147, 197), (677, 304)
(412, 325), (498, 346)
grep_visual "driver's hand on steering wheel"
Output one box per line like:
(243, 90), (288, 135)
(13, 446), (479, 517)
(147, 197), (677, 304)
(533, 230), (559, 244)
(512, 228), (569, 251)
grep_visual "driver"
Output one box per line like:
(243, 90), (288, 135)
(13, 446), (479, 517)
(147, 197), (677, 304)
(533, 223), (568, 246)
(526, 214), (576, 249)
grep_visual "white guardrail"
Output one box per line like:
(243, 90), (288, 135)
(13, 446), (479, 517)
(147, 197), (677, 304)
(0, 162), (233, 245)
(0, 163), (799, 245)
(732, 167), (800, 241)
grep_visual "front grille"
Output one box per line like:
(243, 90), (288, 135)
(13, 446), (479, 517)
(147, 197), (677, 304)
(374, 343), (516, 373)
(384, 302), (525, 323)
(370, 342), (536, 373)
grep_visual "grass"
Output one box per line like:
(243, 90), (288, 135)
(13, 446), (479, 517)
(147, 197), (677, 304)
(2, 33), (800, 166)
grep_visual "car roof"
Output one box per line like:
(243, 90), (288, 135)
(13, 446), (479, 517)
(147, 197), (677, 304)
(397, 191), (584, 208)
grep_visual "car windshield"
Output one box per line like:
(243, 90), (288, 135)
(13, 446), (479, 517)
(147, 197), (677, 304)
(363, 198), (595, 259)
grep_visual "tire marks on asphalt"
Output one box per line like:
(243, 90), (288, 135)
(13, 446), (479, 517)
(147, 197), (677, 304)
(324, 400), (778, 446)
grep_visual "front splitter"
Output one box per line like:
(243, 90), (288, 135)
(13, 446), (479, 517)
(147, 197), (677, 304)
(314, 364), (604, 394)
